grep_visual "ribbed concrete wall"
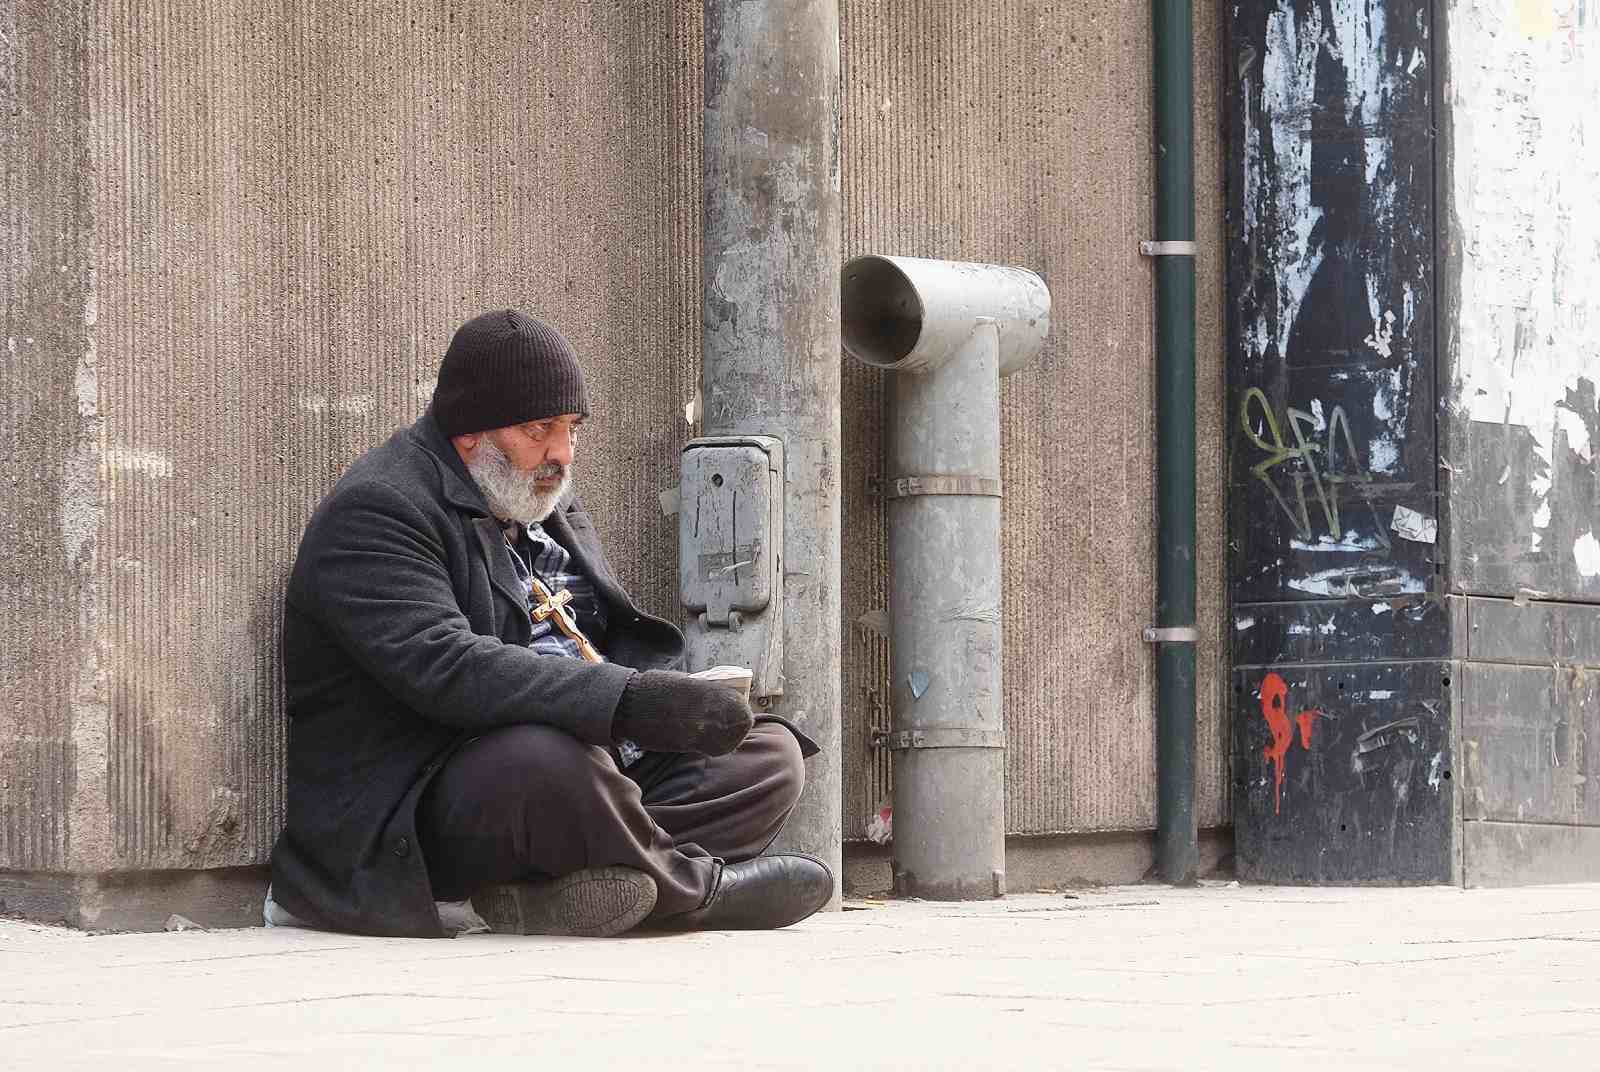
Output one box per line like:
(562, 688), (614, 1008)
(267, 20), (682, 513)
(2, 0), (95, 871)
(837, 0), (1228, 838)
(4, 0), (1227, 879)
(3, 1), (704, 872)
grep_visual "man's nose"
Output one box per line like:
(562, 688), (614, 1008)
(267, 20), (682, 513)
(547, 436), (574, 467)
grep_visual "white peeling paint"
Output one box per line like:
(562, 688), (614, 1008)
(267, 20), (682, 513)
(1287, 566), (1426, 597)
(1371, 602), (1392, 614)
(1427, 751), (1444, 789)
(1255, 6), (1326, 359)
(298, 393), (376, 417)
(61, 270), (103, 568)
(1288, 623), (1312, 636)
(1246, 4), (1419, 583)
(68, 264), (112, 866)
(1288, 573), (1339, 596)
(101, 447), (173, 479)
(1290, 534), (1383, 553)
(1554, 403), (1594, 462)
(1328, 0), (1392, 174)
(1363, 310), (1397, 358)
(1248, 2), (1408, 364)
(1576, 531), (1600, 578)
(1450, 1), (1600, 500)
(1370, 690), (1396, 699)
(1235, 616), (1257, 632)
(1368, 437), (1400, 474)
(1372, 366), (1403, 421)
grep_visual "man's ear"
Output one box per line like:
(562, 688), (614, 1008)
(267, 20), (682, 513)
(451, 432), (480, 462)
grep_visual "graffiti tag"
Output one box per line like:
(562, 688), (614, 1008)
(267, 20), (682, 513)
(1240, 387), (1393, 549)
(1258, 671), (1325, 816)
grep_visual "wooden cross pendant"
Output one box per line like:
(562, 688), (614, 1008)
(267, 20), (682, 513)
(527, 575), (605, 664)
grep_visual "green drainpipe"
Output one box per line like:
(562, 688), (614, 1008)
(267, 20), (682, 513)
(1152, 0), (1198, 884)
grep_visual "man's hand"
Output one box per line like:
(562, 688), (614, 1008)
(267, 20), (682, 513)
(611, 670), (754, 756)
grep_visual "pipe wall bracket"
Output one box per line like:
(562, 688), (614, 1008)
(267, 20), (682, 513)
(875, 728), (1007, 751)
(885, 475), (1003, 500)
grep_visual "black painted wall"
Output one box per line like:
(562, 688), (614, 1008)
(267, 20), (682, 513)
(1226, 0), (1454, 881)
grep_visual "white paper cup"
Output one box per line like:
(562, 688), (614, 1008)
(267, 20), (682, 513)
(692, 664), (755, 704)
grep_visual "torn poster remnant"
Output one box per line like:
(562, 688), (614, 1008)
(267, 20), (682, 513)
(1390, 506), (1438, 544)
(1576, 531), (1600, 578)
(865, 800), (892, 844)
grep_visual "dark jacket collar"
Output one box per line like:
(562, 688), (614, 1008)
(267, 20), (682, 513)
(406, 406), (492, 517)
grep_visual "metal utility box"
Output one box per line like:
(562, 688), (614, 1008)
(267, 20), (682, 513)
(679, 436), (785, 698)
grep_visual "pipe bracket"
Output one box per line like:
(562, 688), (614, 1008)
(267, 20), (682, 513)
(875, 728), (1006, 751)
(1139, 240), (1198, 257)
(1143, 626), (1199, 644)
(884, 475), (1003, 500)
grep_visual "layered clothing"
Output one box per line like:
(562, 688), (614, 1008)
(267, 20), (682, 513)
(269, 409), (683, 937)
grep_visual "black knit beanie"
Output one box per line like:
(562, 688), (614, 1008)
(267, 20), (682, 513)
(432, 309), (590, 437)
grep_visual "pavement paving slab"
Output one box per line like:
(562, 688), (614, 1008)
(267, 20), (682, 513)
(3, 881), (1598, 1069)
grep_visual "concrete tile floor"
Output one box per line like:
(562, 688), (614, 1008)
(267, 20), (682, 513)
(2, 881), (1598, 1069)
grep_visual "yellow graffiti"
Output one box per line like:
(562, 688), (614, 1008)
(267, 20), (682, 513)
(1240, 387), (1388, 547)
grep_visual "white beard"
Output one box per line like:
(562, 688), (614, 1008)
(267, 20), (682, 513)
(465, 438), (572, 524)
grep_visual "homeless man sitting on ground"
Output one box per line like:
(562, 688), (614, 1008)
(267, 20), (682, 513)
(268, 309), (832, 938)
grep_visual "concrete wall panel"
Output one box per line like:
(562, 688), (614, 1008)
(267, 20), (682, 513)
(838, 0), (1229, 838)
(1442, 2), (1600, 885)
(1443, 1), (1600, 600)
(7, 0), (1230, 879)
(1, 0), (95, 872)
(4, 0), (705, 872)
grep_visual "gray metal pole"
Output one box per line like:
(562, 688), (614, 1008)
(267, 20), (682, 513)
(702, 0), (842, 898)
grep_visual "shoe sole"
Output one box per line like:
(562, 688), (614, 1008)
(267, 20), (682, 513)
(477, 867), (657, 938)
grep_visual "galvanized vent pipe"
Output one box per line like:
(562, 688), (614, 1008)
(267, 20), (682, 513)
(841, 255), (1051, 899)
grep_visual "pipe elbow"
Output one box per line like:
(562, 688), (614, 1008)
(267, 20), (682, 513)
(840, 254), (1052, 376)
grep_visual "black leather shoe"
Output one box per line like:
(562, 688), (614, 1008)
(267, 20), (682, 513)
(657, 853), (833, 931)
(477, 866), (657, 938)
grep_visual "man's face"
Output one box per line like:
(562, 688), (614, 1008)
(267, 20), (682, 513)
(484, 415), (582, 478)
(454, 414), (584, 523)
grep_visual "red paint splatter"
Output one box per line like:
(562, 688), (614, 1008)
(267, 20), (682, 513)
(1296, 709), (1321, 749)
(1258, 674), (1324, 815)
(1260, 673), (1294, 815)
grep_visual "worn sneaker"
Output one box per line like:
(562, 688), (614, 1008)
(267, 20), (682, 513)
(476, 866), (657, 938)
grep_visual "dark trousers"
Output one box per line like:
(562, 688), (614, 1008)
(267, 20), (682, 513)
(415, 722), (805, 918)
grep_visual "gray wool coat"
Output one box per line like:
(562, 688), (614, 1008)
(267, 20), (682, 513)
(268, 409), (687, 938)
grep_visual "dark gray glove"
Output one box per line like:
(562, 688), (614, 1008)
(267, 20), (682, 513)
(612, 670), (754, 756)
